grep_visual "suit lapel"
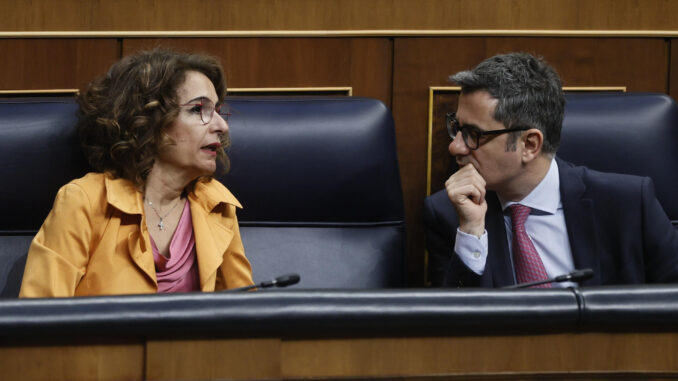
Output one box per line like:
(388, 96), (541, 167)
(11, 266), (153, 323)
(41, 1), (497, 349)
(557, 158), (602, 286)
(485, 192), (515, 287)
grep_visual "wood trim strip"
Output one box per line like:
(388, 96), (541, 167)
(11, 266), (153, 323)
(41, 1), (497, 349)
(3, 30), (678, 38)
(0, 89), (79, 95)
(229, 87), (352, 95)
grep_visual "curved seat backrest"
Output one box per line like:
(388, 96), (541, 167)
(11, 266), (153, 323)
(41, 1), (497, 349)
(221, 97), (405, 288)
(559, 92), (678, 226)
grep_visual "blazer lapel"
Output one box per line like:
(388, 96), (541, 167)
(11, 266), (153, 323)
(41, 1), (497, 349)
(105, 176), (157, 286)
(190, 194), (235, 291)
(127, 227), (157, 286)
(557, 158), (602, 286)
(485, 192), (515, 287)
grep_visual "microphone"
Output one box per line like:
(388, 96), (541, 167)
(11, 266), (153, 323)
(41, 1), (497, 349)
(503, 268), (594, 289)
(228, 273), (301, 292)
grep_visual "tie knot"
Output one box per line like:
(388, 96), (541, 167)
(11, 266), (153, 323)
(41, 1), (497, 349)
(509, 204), (531, 227)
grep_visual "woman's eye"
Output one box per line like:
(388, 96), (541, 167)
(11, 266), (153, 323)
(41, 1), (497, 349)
(189, 105), (203, 113)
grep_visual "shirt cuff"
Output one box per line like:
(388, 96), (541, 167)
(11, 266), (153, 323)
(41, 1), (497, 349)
(454, 228), (488, 275)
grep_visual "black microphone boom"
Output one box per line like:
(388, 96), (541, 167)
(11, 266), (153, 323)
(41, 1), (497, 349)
(503, 268), (594, 289)
(228, 273), (301, 292)
(259, 273), (300, 288)
(554, 268), (594, 283)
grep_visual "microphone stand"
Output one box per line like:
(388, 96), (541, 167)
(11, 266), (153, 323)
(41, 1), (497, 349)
(503, 269), (594, 289)
(228, 273), (301, 292)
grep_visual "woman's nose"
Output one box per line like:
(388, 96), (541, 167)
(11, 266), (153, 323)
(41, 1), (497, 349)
(212, 112), (229, 133)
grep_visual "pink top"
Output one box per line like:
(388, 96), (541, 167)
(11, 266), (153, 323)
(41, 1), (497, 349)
(150, 200), (200, 293)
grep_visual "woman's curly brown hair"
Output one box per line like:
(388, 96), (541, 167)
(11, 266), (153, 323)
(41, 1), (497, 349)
(77, 49), (229, 188)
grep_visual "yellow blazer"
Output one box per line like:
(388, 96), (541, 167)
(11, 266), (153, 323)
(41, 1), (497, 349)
(19, 173), (253, 297)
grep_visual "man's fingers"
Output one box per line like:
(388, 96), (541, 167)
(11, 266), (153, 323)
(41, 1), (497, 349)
(447, 183), (485, 205)
(459, 164), (486, 188)
(446, 164), (486, 188)
(445, 165), (487, 205)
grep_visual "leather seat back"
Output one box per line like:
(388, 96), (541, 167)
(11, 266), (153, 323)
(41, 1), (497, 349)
(559, 92), (678, 226)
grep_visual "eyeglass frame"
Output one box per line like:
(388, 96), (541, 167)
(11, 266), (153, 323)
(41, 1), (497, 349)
(445, 112), (531, 150)
(179, 97), (231, 124)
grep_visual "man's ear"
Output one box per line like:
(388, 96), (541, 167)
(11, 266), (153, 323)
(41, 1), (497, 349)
(521, 129), (543, 162)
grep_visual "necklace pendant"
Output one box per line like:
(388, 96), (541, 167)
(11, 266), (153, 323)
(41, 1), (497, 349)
(158, 219), (165, 231)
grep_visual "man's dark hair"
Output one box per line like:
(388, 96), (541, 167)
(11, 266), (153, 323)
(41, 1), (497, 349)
(449, 52), (565, 154)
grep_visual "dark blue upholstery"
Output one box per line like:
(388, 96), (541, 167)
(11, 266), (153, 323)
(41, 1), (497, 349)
(0, 99), (88, 297)
(559, 92), (678, 226)
(222, 98), (406, 288)
(0, 97), (406, 296)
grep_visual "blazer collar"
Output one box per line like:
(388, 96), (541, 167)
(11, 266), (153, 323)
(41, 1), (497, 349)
(104, 175), (144, 215)
(556, 157), (602, 286)
(191, 178), (242, 212)
(103, 175), (243, 215)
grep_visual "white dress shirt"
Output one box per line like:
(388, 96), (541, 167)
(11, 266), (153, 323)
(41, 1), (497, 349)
(454, 159), (577, 287)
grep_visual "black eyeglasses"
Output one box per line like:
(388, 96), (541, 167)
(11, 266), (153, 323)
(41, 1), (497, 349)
(445, 112), (531, 150)
(180, 98), (231, 124)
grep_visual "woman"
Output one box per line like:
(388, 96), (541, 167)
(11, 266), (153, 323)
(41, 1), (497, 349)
(19, 49), (253, 297)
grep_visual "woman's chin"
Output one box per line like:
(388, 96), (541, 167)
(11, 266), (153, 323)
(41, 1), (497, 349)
(199, 164), (217, 177)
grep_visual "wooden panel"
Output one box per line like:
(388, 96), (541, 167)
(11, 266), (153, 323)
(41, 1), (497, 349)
(280, 333), (678, 378)
(3, 0), (678, 32)
(122, 38), (392, 105)
(429, 90), (460, 195)
(146, 338), (281, 380)
(0, 341), (144, 381)
(0, 39), (119, 92)
(2, 332), (677, 380)
(393, 37), (668, 284)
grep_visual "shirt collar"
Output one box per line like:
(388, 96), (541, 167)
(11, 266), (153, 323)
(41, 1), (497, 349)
(500, 158), (561, 214)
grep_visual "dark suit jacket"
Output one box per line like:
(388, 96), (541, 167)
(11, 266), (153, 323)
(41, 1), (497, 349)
(423, 158), (678, 287)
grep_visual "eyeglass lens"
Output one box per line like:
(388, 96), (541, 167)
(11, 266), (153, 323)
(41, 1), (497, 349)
(199, 101), (216, 124)
(197, 101), (230, 124)
(447, 113), (478, 149)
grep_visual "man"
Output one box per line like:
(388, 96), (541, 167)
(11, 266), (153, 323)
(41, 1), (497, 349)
(424, 52), (678, 288)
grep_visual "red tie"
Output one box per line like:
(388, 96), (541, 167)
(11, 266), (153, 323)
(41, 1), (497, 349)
(509, 204), (551, 288)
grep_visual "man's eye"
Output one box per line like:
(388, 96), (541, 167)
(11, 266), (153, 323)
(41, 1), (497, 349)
(465, 127), (481, 139)
(460, 126), (472, 136)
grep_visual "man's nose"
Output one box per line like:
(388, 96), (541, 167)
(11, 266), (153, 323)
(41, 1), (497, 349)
(448, 132), (469, 156)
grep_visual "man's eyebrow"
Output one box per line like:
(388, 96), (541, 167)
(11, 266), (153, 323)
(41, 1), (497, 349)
(460, 122), (483, 132)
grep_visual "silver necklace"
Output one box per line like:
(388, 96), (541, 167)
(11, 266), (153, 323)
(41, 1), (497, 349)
(145, 198), (182, 231)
